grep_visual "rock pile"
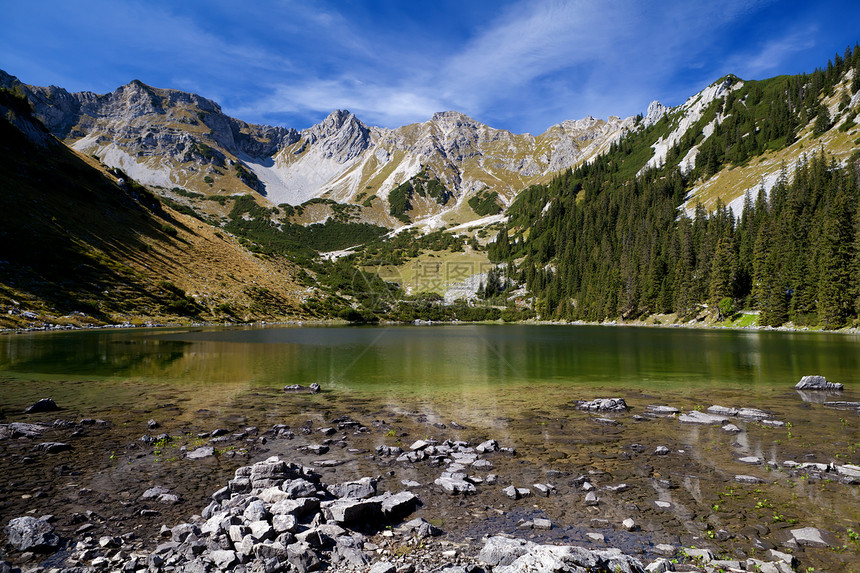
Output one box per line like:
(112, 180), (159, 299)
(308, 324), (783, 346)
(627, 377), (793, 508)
(32, 456), (438, 572)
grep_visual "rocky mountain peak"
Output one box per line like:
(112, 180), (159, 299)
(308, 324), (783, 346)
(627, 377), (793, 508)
(430, 111), (483, 133)
(643, 101), (667, 127)
(300, 109), (371, 162)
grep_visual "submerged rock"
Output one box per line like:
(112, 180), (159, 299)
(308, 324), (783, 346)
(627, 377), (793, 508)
(283, 383), (321, 394)
(795, 375), (843, 391)
(678, 410), (729, 425)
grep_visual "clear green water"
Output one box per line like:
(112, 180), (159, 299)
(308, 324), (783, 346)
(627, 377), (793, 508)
(2, 324), (859, 570)
(2, 323), (858, 426)
(2, 323), (859, 392)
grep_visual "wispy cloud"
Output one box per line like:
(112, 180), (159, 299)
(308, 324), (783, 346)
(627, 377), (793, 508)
(3, 0), (852, 134)
(236, 78), (445, 128)
(731, 30), (818, 78)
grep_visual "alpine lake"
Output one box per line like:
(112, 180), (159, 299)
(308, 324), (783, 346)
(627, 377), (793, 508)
(1, 324), (858, 571)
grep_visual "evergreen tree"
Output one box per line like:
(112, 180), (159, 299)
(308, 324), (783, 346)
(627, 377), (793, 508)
(813, 107), (832, 136)
(708, 235), (737, 309)
(817, 189), (853, 328)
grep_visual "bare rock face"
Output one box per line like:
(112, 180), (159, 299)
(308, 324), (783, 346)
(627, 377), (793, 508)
(643, 100), (668, 127)
(795, 375), (843, 391)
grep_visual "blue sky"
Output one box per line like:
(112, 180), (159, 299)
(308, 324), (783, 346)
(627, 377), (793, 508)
(2, 0), (858, 134)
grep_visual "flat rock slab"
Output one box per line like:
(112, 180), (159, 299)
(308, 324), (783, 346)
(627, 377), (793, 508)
(186, 446), (215, 459)
(823, 401), (860, 410)
(734, 475), (765, 484)
(32, 442), (71, 453)
(790, 527), (831, 547)
(679, 411), (729, 425)
(646, 405), (679, 415)
(737, 456), (762, 464)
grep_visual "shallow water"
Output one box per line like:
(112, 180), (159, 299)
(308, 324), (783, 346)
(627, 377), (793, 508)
(1, 324), (858, 570)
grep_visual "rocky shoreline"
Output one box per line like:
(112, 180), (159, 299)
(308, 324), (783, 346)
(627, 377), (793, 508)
(1, 444), (807, 573)
(2, 379), (857, 573)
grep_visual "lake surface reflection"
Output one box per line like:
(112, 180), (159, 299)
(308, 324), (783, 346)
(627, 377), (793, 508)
(1, 324), (859, 570)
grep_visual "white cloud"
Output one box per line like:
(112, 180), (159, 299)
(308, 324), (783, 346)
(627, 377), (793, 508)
(234, 78), (445, 128)
(731, 30), (818, 78)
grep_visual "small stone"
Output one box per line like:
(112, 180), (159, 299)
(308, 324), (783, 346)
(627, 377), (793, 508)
(476, 439), (498, 453)
(533, 483), (551, 496)
(722, 423), (741, 433)
(684, 548), (713, 562)
(645, 558), (673, 573)
(654, 500), (671, 509)
(533, 518), (552, 530)
(654, 446), (670, 455)
(738, 456), (762, 464)
(768, 549), (797, 567)
(622, 518), (637, 531)
(502, 485), (519, 499)
(584, 491), (599, 506)
(586, 532), (605, 543)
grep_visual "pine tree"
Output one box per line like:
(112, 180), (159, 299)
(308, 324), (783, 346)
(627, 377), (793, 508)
(817, 189), (853, 328)
(708, 235), (737, 310)
(813, 107), (831, 136)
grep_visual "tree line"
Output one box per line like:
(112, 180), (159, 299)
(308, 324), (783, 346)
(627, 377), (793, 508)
(489, 152), (860, 328)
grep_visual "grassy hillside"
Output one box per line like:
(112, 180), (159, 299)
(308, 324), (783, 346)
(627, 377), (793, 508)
(0, 88), (306, 329)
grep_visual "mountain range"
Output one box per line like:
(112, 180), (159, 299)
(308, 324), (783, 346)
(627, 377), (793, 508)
(1, 47), (858, 328)
(0, 69), (636, 229)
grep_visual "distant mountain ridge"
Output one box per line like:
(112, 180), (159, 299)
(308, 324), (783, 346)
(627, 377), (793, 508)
(3, 55), (858, 233)
(0, 70), (634, 227)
